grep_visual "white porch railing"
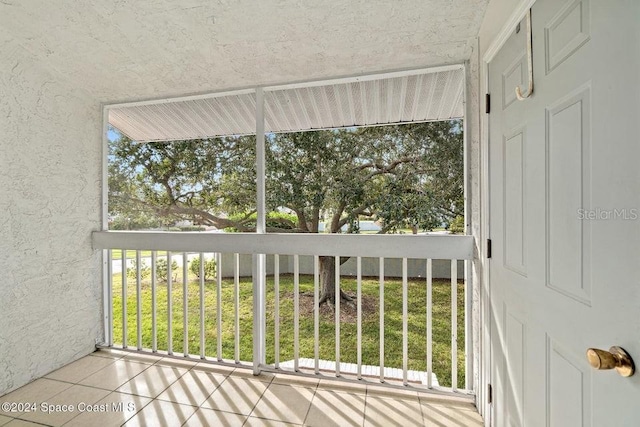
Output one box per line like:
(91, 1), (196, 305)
(92, 231), (474, 394)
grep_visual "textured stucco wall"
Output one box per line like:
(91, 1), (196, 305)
(0, 53), (103, 395)
(0, 0), (488, 103)
(0, 0), (495, 398)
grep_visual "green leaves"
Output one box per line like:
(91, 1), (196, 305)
(109, 120), (463, 233)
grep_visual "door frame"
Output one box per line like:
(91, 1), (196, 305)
(479, 0), (537, 424)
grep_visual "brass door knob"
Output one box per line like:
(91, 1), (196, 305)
(586, 346), (635, 377)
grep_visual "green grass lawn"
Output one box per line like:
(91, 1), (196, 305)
(112, 270), (465, 387)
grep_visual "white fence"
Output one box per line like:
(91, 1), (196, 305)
(93, 231), (474, 393)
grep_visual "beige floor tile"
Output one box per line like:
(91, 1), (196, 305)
(78, 359), (150, 391)
(250, 383), (314, 424)
(183, 408), (247, 427)
(305, 389), (366, 427)
(123, 400), (197, 427)
(19, 384), (110, 426)
(200, 377), (268, 415)
(244, 417), (299, 426)
(156, 369), (225, 406)
(229, 368), (275, 381)
(4, 420), (49, 426)
(155, 357), (200, 369)
(0, 351), (484, 427)
(44, 356), (114, 384)
(418, 393), (476, 407)
(366, 384), (420, 400)
(364, 395), (424, 427)
(63, 392), (151, 427)
(272, 374), (319, 388)
(192, 362), (236, 376)
(421, 402), (483, 426)
(0, 379), (72, 408)
(90, 350), (125, 360)
(317, 379), (367, 395)
(116, 365), (186, 398)
(121, 353), (164, 365)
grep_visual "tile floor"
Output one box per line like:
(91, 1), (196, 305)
(0, 350), (483, 426)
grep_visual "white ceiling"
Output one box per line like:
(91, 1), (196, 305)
(109, 67), (464, 142)
(0, 1), (488, 104)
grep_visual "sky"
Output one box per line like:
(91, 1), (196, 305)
(107, 127), (121, 142)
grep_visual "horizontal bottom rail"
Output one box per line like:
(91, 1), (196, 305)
(95, 344), (474, 398)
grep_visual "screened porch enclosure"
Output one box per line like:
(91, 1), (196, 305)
(98, 64), (475, 396)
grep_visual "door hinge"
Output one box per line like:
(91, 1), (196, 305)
(487, 239), (492, 259)
(488, 383), (493, 404)
(485, 93), (491, 114)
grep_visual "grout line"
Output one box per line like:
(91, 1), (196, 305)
(300, 383), (319, 426)
(106, 390), (153, 426)
(6, 354), (474, 426)
(242, 415), (304, 426)
(44, 357), (117, 385)
(80, 361), (154, 394)
(418, 393), (427, 426)
(179, 408), (198, 427)
(244, 375), (278, 424)
(11, 417), (54, 427)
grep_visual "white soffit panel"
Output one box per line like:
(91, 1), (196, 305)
(108, 67), (464, 142)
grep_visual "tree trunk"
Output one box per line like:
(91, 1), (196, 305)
(318, 256), (354, 307)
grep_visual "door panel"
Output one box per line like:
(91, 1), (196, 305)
(545, 85), (592, 305)
(503, 126), (526, 276)
(488, 0), (640, 425)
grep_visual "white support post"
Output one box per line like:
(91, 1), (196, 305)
(426, 258), (433, 388)
(234, 253), (240, 363)
(122, 249), (128, 349)
(379, 257), (385, 382)
(463, 60), (474, 393)
(451, 259), (458, 391)
(293, 255), (300, 371)
(106, 250), (113, 347)
(274, 254), (280, 369)
(253, 87), (266, 375)
(216, 252), (222, 361)
(151, 251), (157, 352)
(402, 258), (408, 385)
(101, 108), (110, 347)
(199, 253), (205, 359)
(136, 251), (142, 351)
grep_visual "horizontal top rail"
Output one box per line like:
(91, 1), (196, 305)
(92, 231), (474, 260)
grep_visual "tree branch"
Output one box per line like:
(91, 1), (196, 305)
(293, 208), (309, 232)
(330, 202), (346, 233)
(337, 202), (374, 229)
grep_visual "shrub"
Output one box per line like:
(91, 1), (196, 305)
(190, 257), (217, 280)
(448, 215), (465, 234)
(224, 211), (298, 232)
(110, 214), (161, 230)
(177, 225), (206, 232)
(156, 258), (178, 282)
(126, 259), (151, 280)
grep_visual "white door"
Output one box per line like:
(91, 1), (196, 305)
(488, 0), (640, 425)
